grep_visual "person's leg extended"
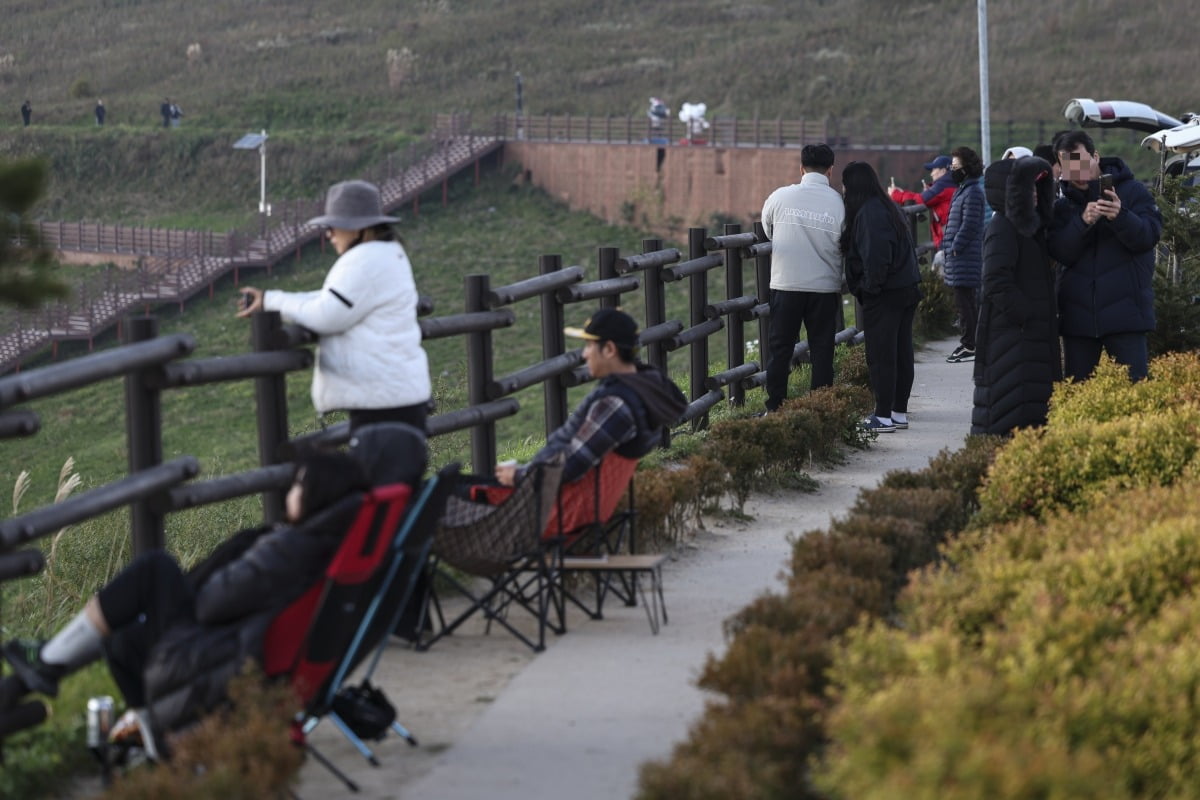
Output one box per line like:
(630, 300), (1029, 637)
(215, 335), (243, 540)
(803, 292), (840, 390)
(1062, 335), (1103, 381)
(1102, 332), (1149, 381)
(764, 290), (806, 411)
(4, 551), (192, 698)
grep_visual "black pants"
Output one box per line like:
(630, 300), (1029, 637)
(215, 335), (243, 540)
(953, 286), (979, 350)
(765, 290), (839, 410)
(862, 291), (918, 419)
(97, 551), (196, 707)
(348, 402), (428, 434)
(1062, 333), (1148, 381)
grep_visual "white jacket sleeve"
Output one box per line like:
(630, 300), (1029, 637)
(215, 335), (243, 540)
(262, 254), (376, 336)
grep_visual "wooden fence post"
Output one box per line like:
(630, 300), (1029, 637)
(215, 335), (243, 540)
(641, 238), (668, 376)
(123, 316), (166, 553)
(723, 223), (746, 407)
(465, 274), (497, 473)
(688, 227), (709, 430)
(539, 255), (569, 435)
(250, 311), (289, 523)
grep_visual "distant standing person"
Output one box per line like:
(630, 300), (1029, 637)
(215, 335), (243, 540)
(170, 102), (183, 128)
(971, 156), (1061, 436)
(237, 180), (432, 433)
(20, 99), (31, 126)
(1048, 130), (1162, 381)
(95, 100), (106, 126)
(940, 146), (986, 363)
(160, 98), (172, 128)
(759, 143), (845, 412)
(840, 161), (922, 433)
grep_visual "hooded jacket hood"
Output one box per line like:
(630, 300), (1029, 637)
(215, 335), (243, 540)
(610, 364), (688, 429)
(349, 422), (428, 486)
(986, 156), (1055, 238)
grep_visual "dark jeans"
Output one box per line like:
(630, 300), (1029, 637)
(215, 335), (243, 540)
(765, 290), (839, 410)
(348, 402), (429, 434)
(97, 551), (196, 707)
(862, 291), (918, 419)
(953, 286), (978, 350)
(1062, 333), (1148, 381)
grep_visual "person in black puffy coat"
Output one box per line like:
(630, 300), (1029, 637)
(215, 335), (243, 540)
(1, 424), (425, 752)
(1048, 130), (1162, 381)
(971, 156), (1062, 436)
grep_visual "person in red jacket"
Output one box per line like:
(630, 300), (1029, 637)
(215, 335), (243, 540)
(889, 155), (956, 249)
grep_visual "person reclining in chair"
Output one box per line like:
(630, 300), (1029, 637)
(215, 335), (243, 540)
(1, 423), (425, 755)
(494, 308), (687, 489)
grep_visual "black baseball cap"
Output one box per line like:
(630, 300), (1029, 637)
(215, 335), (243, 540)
(563, 308), (640, 349)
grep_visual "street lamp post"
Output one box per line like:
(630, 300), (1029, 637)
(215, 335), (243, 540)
(233, 130), (271, 236)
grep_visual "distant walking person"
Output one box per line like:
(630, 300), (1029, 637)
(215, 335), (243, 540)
(95, 100), (106, 126)
(160, 98), (171, 128)
(237, 180), (432, 434)
(20, 99), (31, 126)
(940, 146), (986, 363)
(759, 143), (845, 412)
(840, 161), (922, 434)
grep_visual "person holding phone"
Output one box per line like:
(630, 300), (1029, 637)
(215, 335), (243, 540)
(1048, 130), (1162, 381)
(237, 180), (432, 433)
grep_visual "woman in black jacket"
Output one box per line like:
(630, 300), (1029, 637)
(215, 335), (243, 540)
(840, 161), (923, 432)
(971, 156), (1061, 436)
(1, 451), (372, 751)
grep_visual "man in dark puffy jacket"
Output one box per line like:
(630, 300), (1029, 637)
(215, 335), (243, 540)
(495, 308), (687, 487)
(1048, 130), (1162, 381)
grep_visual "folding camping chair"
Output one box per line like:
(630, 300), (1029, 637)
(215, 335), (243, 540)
(417, 458), (564, 653)
(253, 426), (454, 792)
(290, 464), (456, 785)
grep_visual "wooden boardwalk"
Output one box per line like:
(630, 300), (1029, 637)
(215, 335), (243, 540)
(0, 134), (501, 373)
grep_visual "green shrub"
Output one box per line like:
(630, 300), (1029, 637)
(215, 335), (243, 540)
(913, 267), (956, 341)
(975, 404), (1200, 526)
(68, 78), (93, 98)
(818, 482), (1200, 799)
(637, 434), (997, 800)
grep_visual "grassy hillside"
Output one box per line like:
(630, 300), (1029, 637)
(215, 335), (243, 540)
(1, 0), (1193, 130)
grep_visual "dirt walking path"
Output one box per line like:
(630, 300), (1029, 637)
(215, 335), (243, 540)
(295, 335), (976, 800)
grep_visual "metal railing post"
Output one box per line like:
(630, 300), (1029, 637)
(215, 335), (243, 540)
(251, 311), (289, 524)
(123, 316), (165, 553)
(641, 238), (667, 374)
(597, 246), (620, 309)
(723, 223), (746, 407)
(466, 274), (497, 472)
(753, 222), (772, 357)
(688, 227), (709, 430)
(539, 255), (569, 436)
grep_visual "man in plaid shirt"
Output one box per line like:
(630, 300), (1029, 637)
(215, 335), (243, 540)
(495, 309), (686, 487)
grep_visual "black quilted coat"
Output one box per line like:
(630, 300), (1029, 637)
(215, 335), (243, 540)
(971, 157), (1062, 436)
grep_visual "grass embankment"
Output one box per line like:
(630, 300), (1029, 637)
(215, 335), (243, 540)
(2, 0), (1194, 133)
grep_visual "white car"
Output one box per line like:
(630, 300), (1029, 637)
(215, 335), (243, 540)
(1063, 98), (1199, 181)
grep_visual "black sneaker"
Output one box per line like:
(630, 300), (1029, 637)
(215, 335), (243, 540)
(3, 639), (64, 698)
(946, 347), (975, 363)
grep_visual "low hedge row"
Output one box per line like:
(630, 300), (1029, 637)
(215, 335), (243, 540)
(637, 349), (1200, 799)
(635, 435), (1002, 798)
(636, 345), (874, 544)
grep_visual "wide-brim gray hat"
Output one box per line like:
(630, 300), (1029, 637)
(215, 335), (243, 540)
(306, 180), (399, 230)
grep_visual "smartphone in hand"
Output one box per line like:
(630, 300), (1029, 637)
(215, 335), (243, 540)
(1098, 174), (1114, 197)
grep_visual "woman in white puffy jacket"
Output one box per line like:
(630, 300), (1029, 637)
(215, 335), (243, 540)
(238, 180), (432, 432)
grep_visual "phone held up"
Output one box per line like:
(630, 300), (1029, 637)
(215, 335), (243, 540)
(238, 291), (254, 311)
(1098, 174), (1114, 198)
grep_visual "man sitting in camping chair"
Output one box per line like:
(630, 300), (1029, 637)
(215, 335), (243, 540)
(494, 308), (686, 544)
